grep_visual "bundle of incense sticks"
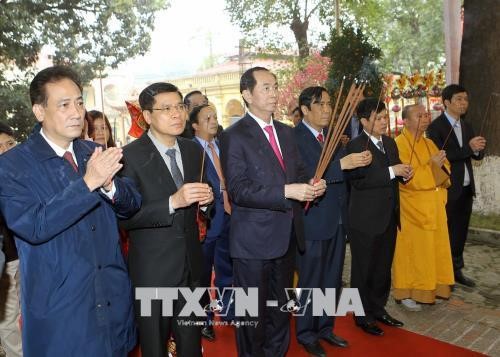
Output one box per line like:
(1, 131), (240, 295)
(304, 80), (365, 211)
(315, 81), (366, 180)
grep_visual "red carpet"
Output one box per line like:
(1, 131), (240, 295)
(130, 315), (483, 356)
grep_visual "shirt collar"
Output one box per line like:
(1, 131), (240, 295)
(301, 119), (323, 138)
(147, 130), (179, 155)
(444, 111), (460, 127)
(247, 111), (275, 130)
(39, 128), (75, 157)
(195, 136), (217, 150)
(363, 129), (383, 146)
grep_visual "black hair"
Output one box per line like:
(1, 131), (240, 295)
(356, 97), (386, 120)
(240, 66), (276, 106)
(189, 104), (210, 125)
(184, 90), (203, 106)
(87, 110), (116, 147)
(139, 82), (183, 112)
(298, 86), (328, 117)
(442, 84), (467, 107)
(0, 121), (14, 137)
(29, 66), (82, 106)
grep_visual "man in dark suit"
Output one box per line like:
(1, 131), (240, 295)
(120, 82), (214, 357)
(294, 87), (372, 357)
(346, 98), (413, 336)
(190, 104), (233, 341)
(220, 67), (326, 357)
(427, 84), (486, 287)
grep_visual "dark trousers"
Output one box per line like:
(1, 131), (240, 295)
(134, 266), (202, 357)
(349, 215), (397, 325)
(446, 185), (473, 273)
(295, 225), (346, 345)
(200, 220), (234, 321)
(233, 237), (296, 357)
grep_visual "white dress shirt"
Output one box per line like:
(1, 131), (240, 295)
(364, 130), (395, 180)
(247, 111), (284, 157)
(444, 111), (470, 186)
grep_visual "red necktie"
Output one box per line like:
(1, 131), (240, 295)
(264, 125), (285, 171)
(63, 151), (78, 172)
(208, 142), (232, 214)
(317, 132), (324, 146)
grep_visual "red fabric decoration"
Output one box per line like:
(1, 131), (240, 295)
(125, 101), (146, 138)
(197, 209), (207, 243)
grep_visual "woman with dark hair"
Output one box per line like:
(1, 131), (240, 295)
(80, 111), (94, 141)
(87, 110), (116, 147)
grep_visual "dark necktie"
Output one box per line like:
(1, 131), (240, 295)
(376, 141), (385, 154)
(165, 148), (184, 189)
(63, 151), (78, 172)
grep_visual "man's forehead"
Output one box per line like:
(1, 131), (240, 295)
(314, 91), (330, 102)
(255, 70), (276, 84)
(154, 91), (182, 104)
(45, 79), (82, 100)
(411, 105), (426, 115)
(0, 133), (14, 141)
(452, 92), (468, 99)
(190, 93), (205, 102)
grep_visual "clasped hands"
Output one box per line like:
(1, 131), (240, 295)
(392, 163), (414, 181)
(83, 147), (123, 192)
(171, 183), (214, 210)
(285, 179), (327, 202)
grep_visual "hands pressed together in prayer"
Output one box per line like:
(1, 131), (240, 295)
(284, 179), (327, 202)
(84, 147), (123, 192)
(171, 183), (214, 210)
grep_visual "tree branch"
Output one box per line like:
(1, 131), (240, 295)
(306, 1), (322, 21)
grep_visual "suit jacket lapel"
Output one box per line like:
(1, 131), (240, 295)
(179, 138), (200, 183)
(140, 133), (179, 190)
(73, 139), (93, 175)
(244, 116), (285, 177)
(442, 115), (460, 148)
(193, 137), (219, 186)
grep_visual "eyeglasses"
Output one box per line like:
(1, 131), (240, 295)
(151, 103), (187, 113)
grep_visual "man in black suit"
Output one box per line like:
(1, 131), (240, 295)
(346, 98), (413, 336)
(294, 87), (372, 357)
(427, 84), (486, 287)
(220, 67), (326, 357)
(120, 82), (214, 357)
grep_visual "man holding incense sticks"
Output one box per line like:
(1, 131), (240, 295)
(294, 86), (371, 357)
(392, 104), (454, 311)
(220, 67), (326, 357)
(120, 82), (213, 357)
(427, 84), (486, 287)
(346, 98), (413, 336)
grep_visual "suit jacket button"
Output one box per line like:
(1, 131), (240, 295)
(91, 225), (96, 231)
